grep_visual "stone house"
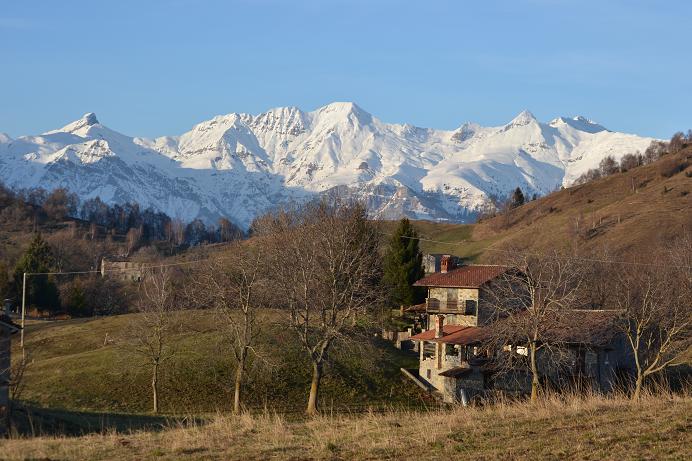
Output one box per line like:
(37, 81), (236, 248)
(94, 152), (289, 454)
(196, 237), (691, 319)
(0, 310), (20, 437)
(408, 257), (633, 403)
(101, 258), (145, 282)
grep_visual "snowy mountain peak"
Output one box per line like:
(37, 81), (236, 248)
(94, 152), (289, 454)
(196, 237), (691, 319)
(314, 102), (373, 125)
(250, 106), (309, 136)
(0, 103), (655, 229)
(508, 109), (537, 127)
(82, 112), (99, 125)
(49, 112), (100, 135)
(451, 122), (480, 143)
(550, 115), (607, 134)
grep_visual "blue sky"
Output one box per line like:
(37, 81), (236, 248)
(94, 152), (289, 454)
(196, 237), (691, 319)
(1, 0), (690, 138)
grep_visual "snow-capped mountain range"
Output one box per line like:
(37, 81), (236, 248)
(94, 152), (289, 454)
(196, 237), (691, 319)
(0, 102), (655, 229)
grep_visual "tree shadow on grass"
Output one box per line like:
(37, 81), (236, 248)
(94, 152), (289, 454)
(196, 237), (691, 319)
(10, 404), (205, 437)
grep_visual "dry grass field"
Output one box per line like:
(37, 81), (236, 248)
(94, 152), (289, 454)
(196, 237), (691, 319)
(381, 148), (691, 262)
(2, 392), (690, 460)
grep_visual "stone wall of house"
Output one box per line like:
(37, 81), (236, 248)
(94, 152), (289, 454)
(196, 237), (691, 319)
(451, 368), (487, 402)
(596, 335), (635, 392)
(428, 288), (480, 327)
(419, 343), (463, 391)
(429, 287), (478, 304)
(0, 328), (10, 437)
(101, 260), (144, 282)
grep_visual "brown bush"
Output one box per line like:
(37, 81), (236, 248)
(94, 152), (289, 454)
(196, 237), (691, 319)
(658, 155), (689, 178)
(620, 153), (643, 172)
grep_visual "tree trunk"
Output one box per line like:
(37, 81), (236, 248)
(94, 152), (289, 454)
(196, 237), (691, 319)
(306, 360), (323, 416)
(152, 362), (159, 414)
(529, 342), (540, 402)
(233, 361), (244, 414)
(632, 373), (644, 401)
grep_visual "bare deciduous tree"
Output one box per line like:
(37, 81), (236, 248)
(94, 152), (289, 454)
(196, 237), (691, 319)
(485, 250), (585, 401)
(260, 200), (381, 415)
(126, 268), (180, 413)
(126, 226), (143, 256)
(614, 241), (692, 400)
(191, 245), (268, 413)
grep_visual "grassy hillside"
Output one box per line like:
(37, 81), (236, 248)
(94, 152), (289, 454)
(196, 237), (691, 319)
(3, 393), (690, 460)
(14, 311), (425, 415)
(382, 148), (691, 262)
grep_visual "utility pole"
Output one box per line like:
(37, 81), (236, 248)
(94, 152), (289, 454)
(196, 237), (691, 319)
(21, 272), (26, 354)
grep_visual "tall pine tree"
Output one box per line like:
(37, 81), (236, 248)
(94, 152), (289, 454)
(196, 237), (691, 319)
(383, 218), (425, 307)
(14, 233), (61, 312)
(510, 187), (525, 208)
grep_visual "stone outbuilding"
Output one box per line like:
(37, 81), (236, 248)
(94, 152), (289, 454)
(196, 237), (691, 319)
(101, 258), (145, 282)
(0, 310), (21, 437)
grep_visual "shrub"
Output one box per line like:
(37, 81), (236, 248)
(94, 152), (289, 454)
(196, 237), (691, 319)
(643, 141), (668, 164)
(574, 168), (601, 185)
(658, 156), (689, 178)
(620, 153), (643, 172)
(599, 156), (619, 176)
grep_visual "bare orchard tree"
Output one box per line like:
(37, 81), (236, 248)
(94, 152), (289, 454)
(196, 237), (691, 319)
(260, 200), (381, 415)
(484, 250), (585, 401)
(614, 243), (692, 400)
(127, 268), (180, 413)
(191, 245), (268, 413)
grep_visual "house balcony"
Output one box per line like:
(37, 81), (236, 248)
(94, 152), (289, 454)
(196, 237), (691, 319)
(426, 298), (457, 313)
(425, 298), (478, 316)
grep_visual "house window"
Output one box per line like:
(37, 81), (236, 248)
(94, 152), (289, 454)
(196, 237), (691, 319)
(464, 299), (477, 315)
(426, 369), (431, 379)
(446, 288), (458, 309)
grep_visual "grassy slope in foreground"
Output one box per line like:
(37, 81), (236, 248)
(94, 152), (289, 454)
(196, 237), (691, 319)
(15, 311), (424, 414)
(2, 394), (690, 460)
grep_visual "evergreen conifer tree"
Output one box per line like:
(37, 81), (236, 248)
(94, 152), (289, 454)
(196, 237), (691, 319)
(382, 218), (425, 306)
(511, 187), (525, 208)
(14, 233), (61, 312)
(64, 279), (89, 317)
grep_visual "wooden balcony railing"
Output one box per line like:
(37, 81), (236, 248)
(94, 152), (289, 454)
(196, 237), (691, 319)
(426, 298), (478, 315)
(425, 298), (459, 312)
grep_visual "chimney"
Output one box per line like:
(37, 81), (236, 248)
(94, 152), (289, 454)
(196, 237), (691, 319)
(434, 314), (445, 338)
(440, 255), (455, 273)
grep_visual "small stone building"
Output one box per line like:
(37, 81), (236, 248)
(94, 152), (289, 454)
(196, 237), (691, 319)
(0, 311), (20, 437)
(101, 258), (145, 282)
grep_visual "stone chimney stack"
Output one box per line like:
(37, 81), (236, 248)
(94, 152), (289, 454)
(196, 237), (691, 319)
(440, 255), (455, 273)
(434, 314), (444, 338)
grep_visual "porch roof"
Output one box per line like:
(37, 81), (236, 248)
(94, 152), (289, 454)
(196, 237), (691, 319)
(410, 325), (487, 345)
(439, 366), (473, 378)
(0, 314), (21, 333)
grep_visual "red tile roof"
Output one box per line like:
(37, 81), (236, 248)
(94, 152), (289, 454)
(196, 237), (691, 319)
(413, 265), (510, 288)
(410, 325), (487, 345)
(410, 325), (466, 341)
(436, 326), (488, 345)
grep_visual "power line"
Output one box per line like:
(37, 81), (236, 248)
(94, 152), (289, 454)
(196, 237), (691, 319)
(24, 258), (207, 276)
(379, 231), (692, 269)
